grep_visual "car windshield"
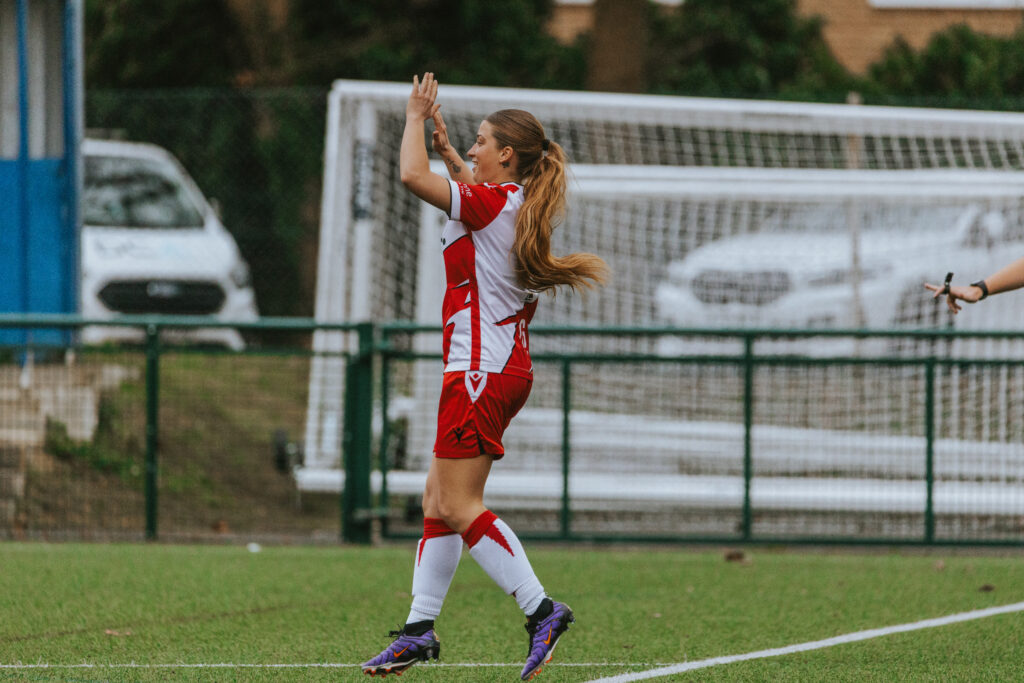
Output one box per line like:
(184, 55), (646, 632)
(83, 155), (205, 228)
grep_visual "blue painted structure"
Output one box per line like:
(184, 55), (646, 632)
(0, 0), (81, 346)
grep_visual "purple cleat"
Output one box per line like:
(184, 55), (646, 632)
(521, 599), (574, 681)
(361, 626), (440, 677)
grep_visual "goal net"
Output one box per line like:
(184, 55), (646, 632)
(301, 81), (1024, 539)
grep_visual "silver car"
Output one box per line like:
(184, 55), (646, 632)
(654, 203), (1018, 356)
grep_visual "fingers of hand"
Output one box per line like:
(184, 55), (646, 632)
(420, 72), (436, 99)
(413, 72), (434, 94)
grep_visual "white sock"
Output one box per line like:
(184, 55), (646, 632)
(407, 518), (463, 624)
(463, 510), (546, 616)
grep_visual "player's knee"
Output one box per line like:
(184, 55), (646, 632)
(420, 482), (439, 519)
(434, 497), (471, 533)
(434, 497), (460, 529)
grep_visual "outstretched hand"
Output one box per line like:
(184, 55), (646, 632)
(924, 278), (982, 314)
(407, 72), (440, 123)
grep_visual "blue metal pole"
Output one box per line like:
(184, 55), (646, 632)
(16, 0), (30, 317)
(62, 0), (81, 318)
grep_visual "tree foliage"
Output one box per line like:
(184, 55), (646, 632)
(286, 0), (586, 89)
(85, 0), (249, 87)
(869, 24), (1024, 101)
(645, 0), (857, 100)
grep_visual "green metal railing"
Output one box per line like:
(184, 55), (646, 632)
(377, 323), (1024, 547)
(0, 314), (360, 541)
(3, 314), (1024, 545)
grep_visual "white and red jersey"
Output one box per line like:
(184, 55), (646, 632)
(440, 179), (538, 380)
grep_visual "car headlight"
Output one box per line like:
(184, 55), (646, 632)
(229, 261), (251, 289)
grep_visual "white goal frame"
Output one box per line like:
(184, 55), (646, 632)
(300, 80), (1024, 519)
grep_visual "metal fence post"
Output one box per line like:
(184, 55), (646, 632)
(342, 322), (374, 544)
(560, 358), (572, 540)
(924, 357), (936, 544)
(378, 349), (391, 540)
(144, 323), (160, 541)
(742, 335), (754, 541)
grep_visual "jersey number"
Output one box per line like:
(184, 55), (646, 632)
(517, 319), (528, 350)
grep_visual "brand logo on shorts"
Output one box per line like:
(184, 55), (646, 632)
(452, 427), (465, 443)
(465, 371), (487, 402)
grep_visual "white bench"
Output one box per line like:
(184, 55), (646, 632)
(293, 466), (1024, 515)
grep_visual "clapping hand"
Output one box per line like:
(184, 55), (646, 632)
(407, 72), (440, 123)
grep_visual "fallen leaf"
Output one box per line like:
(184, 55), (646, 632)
(724, 550), (746, 562)
(104, 629), (132, 637)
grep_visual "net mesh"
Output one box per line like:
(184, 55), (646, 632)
(311, 82), (1024, 539)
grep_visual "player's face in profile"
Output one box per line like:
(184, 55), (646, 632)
(467, 120), (507, 183)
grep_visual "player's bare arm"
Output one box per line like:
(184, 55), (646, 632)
(432, 109), (475, 184)
(925, 256), (1024, 314)
(400, 72), (452, 212)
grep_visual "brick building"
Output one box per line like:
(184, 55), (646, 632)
(221, 0), (1024, 87)
(550, 0), (1024, 75)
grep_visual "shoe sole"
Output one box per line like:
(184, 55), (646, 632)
(522, 608), (575, 681)
(362, 642), (440, 677)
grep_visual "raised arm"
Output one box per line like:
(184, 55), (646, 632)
(432, 109), (475, 184)
(924, 255), (1024, 313)
(400, 73), (452, 213)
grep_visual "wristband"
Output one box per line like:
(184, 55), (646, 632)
(970, 279), (989, 300)
(941, 272), (953, 295)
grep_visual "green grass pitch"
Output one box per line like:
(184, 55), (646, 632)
(2, 543), (1024, 681)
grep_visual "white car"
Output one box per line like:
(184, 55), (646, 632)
(654, 203), (1020, 356)
(80, 139), (258, 350)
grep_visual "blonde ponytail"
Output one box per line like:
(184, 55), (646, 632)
(485, 110), (608, 293)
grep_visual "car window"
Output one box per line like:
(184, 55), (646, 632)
(83, 154), (205, 229)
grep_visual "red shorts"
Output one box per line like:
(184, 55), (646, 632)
(434, 370), (532, 459)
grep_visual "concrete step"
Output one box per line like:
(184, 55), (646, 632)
(35, 386), (98, 442)
(0, 499), (15, 525)
(0, 470), (25, 499)
(0, 399), (46, 447)
(0, 445), (25, 468)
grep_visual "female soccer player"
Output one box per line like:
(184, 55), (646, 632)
(361, 73), (607, 680)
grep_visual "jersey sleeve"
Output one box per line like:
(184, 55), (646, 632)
(448, 180), (510, 231)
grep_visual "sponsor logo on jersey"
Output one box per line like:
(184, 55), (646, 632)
(465, 370), (487, 402)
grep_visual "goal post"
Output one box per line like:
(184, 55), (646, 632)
(300, 79), (1024, 508)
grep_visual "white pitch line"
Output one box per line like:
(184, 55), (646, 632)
(0, 662), (663, 670)
(588, 600), (1024, 682)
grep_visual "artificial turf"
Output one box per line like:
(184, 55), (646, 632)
(1, 543), (1023, 681)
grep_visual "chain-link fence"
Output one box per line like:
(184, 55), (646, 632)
(0, 319), (339, 543)
(4, 318), (1024, 545)
(86, 88), (328, 329)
